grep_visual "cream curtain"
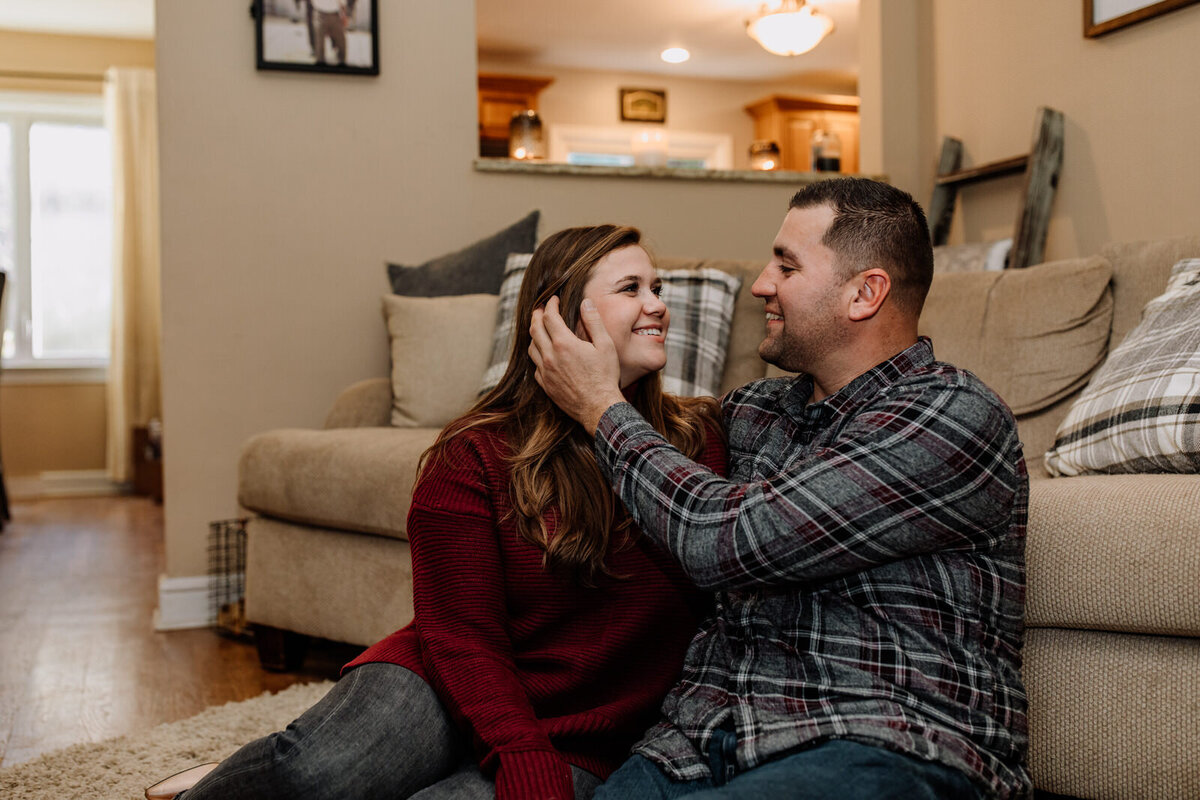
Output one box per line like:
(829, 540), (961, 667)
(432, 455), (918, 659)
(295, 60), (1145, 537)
(104, 67), (162, 483)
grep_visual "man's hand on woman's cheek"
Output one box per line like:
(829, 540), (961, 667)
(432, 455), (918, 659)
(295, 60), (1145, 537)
(529, 296), (625, 434)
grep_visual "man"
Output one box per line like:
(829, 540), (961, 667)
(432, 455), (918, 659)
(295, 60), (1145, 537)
(528, 178), (1031, 799)
(308, 0), (353, 66)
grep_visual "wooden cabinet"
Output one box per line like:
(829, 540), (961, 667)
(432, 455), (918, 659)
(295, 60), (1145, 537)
(478, 73), (554, 157)
(744, 95), (860, 174)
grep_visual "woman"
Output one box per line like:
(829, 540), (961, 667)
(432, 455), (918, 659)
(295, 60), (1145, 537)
(146, 224), (727, 800)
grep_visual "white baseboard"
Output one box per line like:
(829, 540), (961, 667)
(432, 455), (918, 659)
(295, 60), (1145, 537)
(154, 574), (213, 631)
(8, 469), (127, 500)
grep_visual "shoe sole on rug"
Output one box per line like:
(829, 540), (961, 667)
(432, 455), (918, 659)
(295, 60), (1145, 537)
(145, 762), (220, 799)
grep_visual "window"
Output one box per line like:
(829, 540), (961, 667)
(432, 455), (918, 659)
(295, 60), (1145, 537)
(548, 124), (733, 171)
(0, 93), (112, 371)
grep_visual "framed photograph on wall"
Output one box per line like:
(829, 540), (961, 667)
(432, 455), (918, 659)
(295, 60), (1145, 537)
(620, 88), (667, 123)
(1084, 0), (1199, 37)
(253, 0), (380, 75)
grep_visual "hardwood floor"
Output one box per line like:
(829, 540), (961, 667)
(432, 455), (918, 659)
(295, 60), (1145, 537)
(0, 495), (361, 768)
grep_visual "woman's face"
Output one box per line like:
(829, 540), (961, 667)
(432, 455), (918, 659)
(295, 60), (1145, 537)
(581, 245), (669, 389)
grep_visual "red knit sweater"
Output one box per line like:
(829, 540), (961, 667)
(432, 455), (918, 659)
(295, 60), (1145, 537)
(344, 424), (726, 799)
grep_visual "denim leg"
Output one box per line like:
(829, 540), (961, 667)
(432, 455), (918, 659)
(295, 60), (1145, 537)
(594, 755), (714, 800)
(681, 739), (983, 800)
(410, 760), (603, 800)
(181, 663), (463, 800)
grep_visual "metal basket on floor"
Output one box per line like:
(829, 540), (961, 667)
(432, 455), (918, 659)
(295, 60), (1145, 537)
(208, 518), (250, 638)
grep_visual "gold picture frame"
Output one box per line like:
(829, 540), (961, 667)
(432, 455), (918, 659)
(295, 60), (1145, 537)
(620, 88), (667, 123)
(1084, 0), (1199, 37)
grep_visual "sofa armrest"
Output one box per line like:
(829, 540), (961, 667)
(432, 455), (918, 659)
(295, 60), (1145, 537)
(323, 377), (392, 429)
(1026, 473), (1200, 637)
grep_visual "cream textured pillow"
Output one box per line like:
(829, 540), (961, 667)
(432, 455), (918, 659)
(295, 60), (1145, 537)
(1045, 258), (1200, 476)
(918, 256), (1114, 415)
(382, 293), (499, 428)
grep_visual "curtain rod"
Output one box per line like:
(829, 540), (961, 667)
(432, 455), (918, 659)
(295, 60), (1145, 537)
(0, 69), (106, 83)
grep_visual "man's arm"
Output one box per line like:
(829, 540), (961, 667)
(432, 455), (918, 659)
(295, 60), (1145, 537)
(596, 381), (1022, 591)
(528, 296), (626, 434)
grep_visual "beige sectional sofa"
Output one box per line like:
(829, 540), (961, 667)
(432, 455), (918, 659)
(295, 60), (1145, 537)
(238, 235), (1200, 800)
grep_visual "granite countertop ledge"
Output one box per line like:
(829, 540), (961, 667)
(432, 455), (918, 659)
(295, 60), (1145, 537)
(474, 158), (882, 185)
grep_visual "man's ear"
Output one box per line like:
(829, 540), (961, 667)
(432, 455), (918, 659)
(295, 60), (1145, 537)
(847, 269), (891, 321)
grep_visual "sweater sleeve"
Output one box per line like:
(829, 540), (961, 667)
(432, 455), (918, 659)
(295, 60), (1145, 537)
(408, 433), (574, 800)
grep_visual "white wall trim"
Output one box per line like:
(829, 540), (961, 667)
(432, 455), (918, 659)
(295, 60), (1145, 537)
(154, 574), (213, 631)
(7, 469), (125, 500)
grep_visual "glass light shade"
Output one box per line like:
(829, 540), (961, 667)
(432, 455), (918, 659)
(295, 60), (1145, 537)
(508, 110), (545, 160)
(746, 2), (835, 57)
(749, 140), (781, 171)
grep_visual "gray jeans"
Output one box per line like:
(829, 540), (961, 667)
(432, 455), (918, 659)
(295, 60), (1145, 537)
(182, 662), (601, 799)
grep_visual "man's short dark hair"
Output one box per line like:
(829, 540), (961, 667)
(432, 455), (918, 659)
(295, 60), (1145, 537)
(789, 178), (934, 316)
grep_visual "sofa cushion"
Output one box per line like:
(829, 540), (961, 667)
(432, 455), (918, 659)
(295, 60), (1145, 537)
(239, 426), (440, 540)
(480, 255), (744, 398)
(1045, 258), (1200, 476)
(383, 293), (498, 428)
(918, 256), (1114, 416)
(1025, 473), (1200, 637)
(386, 210), (539, 297)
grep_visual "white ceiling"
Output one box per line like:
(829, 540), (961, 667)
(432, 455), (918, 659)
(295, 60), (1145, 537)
(0, 0), (859, 82)
(478, 0), (860, 82)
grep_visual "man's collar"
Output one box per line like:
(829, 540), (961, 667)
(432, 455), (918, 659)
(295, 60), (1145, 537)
(780, 338), (934, 421)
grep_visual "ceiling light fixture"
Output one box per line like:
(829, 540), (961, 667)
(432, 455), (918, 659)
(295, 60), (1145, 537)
(746, 0), (835, 57)
(661, 47), (691, 64)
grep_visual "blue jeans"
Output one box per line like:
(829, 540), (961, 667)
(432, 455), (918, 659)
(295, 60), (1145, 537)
(595, 734), (982, 800)
(180, 663), (601, 799)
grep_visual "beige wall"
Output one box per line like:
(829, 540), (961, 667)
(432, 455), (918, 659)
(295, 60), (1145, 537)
(155, 2), (796, 578)
(479, 60), (857, 171)
(932, 0), (1200, 259)
(156, 0), (1200, 580)
(0, 30), (155, 480)
(0, 383), (107, 476)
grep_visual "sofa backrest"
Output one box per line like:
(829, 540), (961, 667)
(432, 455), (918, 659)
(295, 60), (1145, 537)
(1102, 235), (1200, 348)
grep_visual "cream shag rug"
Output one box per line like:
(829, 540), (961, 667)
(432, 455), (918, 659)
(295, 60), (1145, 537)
(0, 680), (334, 800)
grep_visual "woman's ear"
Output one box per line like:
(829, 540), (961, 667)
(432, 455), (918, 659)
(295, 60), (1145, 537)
(848, 269), (890, 321)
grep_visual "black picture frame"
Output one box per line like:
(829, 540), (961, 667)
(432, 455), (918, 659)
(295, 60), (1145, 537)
(253, 0), (379, 75)
(1083, 0), (1199, 37)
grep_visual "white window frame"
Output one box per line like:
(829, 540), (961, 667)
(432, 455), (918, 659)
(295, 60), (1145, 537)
(0, 91), (110, 383)
(548, 124), (733, 170)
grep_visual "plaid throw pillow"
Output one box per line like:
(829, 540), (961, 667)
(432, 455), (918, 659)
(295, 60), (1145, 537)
(480, 252), (533, 395)
(658, 268), (742, 397)
(479, 258), (742, 398)
(1044, 257), (1200, 476)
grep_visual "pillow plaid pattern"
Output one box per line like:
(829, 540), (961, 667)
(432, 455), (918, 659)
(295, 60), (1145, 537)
(658, 267), (742, 397)
(1044, 257), (1200, 476)
(479, 252), (533, 395)
(479, 257), (742, 398)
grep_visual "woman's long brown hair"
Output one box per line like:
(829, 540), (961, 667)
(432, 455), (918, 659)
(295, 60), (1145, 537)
(419, 225), (720, 585)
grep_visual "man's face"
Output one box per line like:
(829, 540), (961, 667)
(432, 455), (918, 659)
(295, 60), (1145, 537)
(751, 204), (851, 374)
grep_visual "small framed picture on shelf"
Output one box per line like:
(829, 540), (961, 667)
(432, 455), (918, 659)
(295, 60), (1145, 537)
(253, 0), (380, 76)
(620, 88), (667, 123)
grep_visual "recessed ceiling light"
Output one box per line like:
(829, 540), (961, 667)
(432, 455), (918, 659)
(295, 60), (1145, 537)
(661, 47), (690, 64)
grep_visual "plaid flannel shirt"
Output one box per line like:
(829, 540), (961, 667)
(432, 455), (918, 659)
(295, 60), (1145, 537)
(595, 338), (1031, 799)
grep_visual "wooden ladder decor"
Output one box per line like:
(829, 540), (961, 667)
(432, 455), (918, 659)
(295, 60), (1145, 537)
(928, 106), (1064, 269)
